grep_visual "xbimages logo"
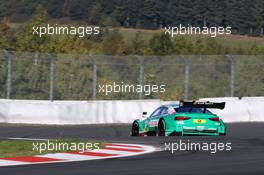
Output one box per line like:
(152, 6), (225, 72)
(32, 24), (100, 37)
(98, 82), (166, 96)
(32, 140), (100, 153)
(165, 24), (232, 38)
(165, 140), (232, 154)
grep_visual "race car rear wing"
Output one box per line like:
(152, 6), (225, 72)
(180, 101), (225, 110)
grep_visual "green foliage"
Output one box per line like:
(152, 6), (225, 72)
(0, 35), (8, 49)
(0, 54), (6, 98)
(131, 31), (145, 55)
(101, 29), (126, 55)
(1, 0), (264, 35)
(0, 4), (263, 100)
(15, 6), (50, 52)
(173, 37), (193, 54)
(55, 55), (93, 100)
(149, 33), (173, 55)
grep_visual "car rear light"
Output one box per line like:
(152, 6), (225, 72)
(175, 116), (190, 120)
(209, 117), (220, 122)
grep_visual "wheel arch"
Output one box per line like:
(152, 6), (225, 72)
(133, 119), (144, 132)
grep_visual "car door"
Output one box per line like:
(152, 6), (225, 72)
(145, 107), (164, 131)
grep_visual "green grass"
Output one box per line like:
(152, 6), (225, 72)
(0, 139), (104, 158)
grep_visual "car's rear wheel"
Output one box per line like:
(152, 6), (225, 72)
(220, 128), (226, 136)
(131, 121), (139, 136)
(157, 119), (166, 136)
(175, 132), (182, 136)
(220, 132), (226, 136)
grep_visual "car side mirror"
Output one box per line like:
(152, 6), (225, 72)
(142, 112), (148, 118)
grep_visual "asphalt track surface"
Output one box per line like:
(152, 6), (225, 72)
(0, 123), (264, 175)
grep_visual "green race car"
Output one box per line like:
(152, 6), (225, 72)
(131, 101), (226, 136)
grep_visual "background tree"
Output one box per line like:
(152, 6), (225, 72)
(101, 29), (126, 55)
(149, 33), (174, 55)
(131, 31), (145, 55)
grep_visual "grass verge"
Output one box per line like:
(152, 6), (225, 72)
(0, 139), (104, 158)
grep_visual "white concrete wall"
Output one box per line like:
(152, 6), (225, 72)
(0, 97), (263, 125)
(200, 97), (264, 122)
(0, 99), (169, 124)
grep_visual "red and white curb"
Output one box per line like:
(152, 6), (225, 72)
(0, 143), (155, 167)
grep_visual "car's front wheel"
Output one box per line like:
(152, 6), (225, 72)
(131, 121), (139, 136)
(157, 119), (166, 136)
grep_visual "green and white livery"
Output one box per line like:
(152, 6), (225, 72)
(131, 101), (226, 136)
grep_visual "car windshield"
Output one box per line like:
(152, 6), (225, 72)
(174, 107), (212, 114)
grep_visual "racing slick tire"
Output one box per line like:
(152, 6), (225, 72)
(219, 128), (226, 136)
(131, 121), (140, 136)
(157, 119), (166, 136)
(219, 132), (226, 136)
